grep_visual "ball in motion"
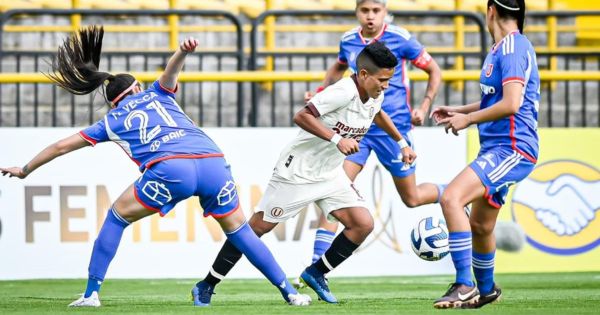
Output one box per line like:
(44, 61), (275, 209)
(410, 216), (449, 261)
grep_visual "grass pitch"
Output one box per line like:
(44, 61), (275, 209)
(0, 272), (599, 314)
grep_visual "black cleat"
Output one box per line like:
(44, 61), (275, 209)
(463, 283), (502, 309)
(433, 282), (479, 309)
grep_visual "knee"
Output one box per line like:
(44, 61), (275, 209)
(400, 195), (420, 208)
(439, 191), (460, 211)
(470, 218), (495, 237)
(354, 215), (374, 237)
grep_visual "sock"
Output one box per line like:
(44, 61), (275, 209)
(449, 231), (474, 287)
(312, 228), (335, 263)
(226, 222), (297, 297)
(473, 250), (496, 295)
(313, 231), (359, 275)
(436, 184), (447, 203)
(203, 240), (243, 287)
(85, 208), (130, 298)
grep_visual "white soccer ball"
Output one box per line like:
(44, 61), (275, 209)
(410, 216), (449, 261)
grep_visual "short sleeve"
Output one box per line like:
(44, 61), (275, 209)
(79, 117), (109, 146)
(149, 80), (178, 97)
(400, 36), (424, 61)
(500, 50), (528, 86)
(308, 84), (352, 116)
(337, 41), (348, 65)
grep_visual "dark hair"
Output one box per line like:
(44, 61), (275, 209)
(487, 0), (526, 34)
(45, 25), (136, 106)
(356, 41), (398, 74)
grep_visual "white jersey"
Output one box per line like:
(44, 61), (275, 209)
(273, 77), (383, 183)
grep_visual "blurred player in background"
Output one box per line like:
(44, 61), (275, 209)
(430, 0), (538, 308)
(0, 26), (310, 307)
(300, 0), (443, 278)
(192, 42), (416, 305)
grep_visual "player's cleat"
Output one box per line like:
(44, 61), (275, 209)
(433, 283), (479, 309)
(300, 267), (338, 304)
(463, 283), (502, 309)
(191, 281), (215, 307)
(292, 276), (307, 289)
(285, 293), (312, 306)
(68, 291), (101, 307)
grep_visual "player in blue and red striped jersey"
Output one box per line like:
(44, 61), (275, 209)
(297, 0), (444, 278)
(0, 26), (310, 308)
(430, 0), (538, 309)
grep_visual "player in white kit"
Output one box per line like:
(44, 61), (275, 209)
(191, 41), (415, 305)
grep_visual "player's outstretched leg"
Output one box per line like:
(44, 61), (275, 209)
(69, 207), (130, 307)
(192, 240), (242, 306)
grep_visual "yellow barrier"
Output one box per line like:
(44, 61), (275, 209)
(1, 70), (599, 83)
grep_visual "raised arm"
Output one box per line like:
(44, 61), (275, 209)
(159, 37), (199, 91)
(1, 134), (89, 179)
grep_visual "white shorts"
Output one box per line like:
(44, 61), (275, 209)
(257, 174), (368, 223)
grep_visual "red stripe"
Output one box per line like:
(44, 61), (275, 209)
(509, 116), (537, 163)
(207, 204), (241, 218)
(337, 58), (348, 65)
(145, 153), (224, 169)
(502, 77), (525, 85)
(402, 59), (412, 113)
(159, 81), (178, 94)
(133, 186), (162, 213)
(484, 186), (502, 209)
(78, 131), (97, 146)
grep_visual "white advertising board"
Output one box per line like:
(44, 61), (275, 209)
(0, 127), (465, 280)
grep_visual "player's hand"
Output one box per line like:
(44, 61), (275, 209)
(438, 112), (471, 136)
(400, 146), (417, 165)
(430, 105), (457, 124)
(336, 138), (359, 156)
(411, 107), (427, 126)
(304, 91), (313, 104)
(180, 37), (199, 53)
(0, 167), (27, 179)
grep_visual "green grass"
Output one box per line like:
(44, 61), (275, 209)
(1, 272), (599, 314)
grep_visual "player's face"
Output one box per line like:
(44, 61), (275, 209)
(360, 67), (394, 99)
(356, 1), (387, 37)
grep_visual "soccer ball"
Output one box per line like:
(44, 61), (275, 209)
(410, 216), (449, 261)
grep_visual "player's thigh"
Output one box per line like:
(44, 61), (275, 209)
(113, 184), (157, 222)
(258, 177), (325, 223)
(194, 157), (240, 218)
(443, 165), (486, 206)
(316, 173), (369, 224)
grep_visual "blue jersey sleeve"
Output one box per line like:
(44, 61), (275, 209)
(400, 36), (424, 61)
(149, 80), (178, 97)
(80, 117), (109, 146)
(500, 50), (528, 86)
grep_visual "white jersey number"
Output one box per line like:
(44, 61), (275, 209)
(124, 100), (178, 144)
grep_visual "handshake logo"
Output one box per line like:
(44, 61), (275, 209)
(512, 160), (600, 255)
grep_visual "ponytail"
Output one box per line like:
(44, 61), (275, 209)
(516, 0), (526, 34)
(45, 25), (137, 106)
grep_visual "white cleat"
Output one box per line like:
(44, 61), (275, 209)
(68, 291), (101, 307)
(292, 277), (307, 289)
(287, 293), (312, 306)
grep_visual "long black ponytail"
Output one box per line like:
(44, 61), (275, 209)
(45, 25), (137, 106)
(487, 0), (526, 34)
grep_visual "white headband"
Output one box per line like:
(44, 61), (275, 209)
(493, 0), (520, 11)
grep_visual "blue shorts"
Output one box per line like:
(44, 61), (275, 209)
(346, 131), (416, 178)
(470, 146), (535, 208)
(134, 157), (239, 217)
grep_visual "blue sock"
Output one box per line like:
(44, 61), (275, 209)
(473, 250), (495, 295)
(312, 228), (335, 263)
(226, 222), (297, 298)
(85, 208), (130, 298)
(449, 231), (474, 287)
(435, 184), (447, 203)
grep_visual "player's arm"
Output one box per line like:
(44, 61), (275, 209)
(411, 51), (442, 125)
(159, 37), (199, 91)
(373, 111), (416, 164)
(440, 83), (523, 135)
(323, 61), (349, 88)
(0, 133), (90, 179)
(430, 101), (481, 124)
(293, 105), (358, 156)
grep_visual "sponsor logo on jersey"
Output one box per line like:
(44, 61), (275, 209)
(480, 83), (496, 95)
(485, 64), (494, 77)
(512, 160), (600, 255)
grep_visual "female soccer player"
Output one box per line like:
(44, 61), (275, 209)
(0, 26), (310, 307)
(430, 0), (538, 309)
(300, 0), (443, 269)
